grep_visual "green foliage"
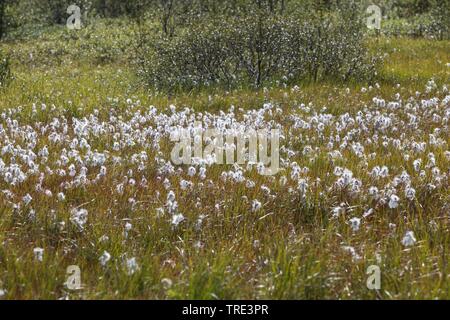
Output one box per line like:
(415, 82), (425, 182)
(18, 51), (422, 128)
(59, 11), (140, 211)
(0, 0), (14, 39)
(393, 0), (433, 17)
(0, 0), (5, 39)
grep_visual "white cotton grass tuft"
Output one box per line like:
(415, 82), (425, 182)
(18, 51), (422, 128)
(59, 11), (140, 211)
(124, 222), (132, 238)
(0, 77), (447, 298)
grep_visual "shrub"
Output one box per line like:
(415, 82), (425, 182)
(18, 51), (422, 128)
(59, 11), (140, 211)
(0, 0), (14, 39)
(139, 21), (236, 91)
(35, 0), (76, 25)
(138, 2), (381, 92)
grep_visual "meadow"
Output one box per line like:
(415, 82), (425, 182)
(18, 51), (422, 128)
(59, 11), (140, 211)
(0, 10), (449, 299)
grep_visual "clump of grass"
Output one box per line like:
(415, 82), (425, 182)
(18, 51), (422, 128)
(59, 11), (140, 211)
(0, 50), (11, 88)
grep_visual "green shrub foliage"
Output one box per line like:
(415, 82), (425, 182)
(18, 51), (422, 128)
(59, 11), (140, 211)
(139, 1), (381, 92)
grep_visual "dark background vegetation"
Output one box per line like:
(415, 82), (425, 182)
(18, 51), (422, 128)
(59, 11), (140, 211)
(0, 0), (448, 92)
